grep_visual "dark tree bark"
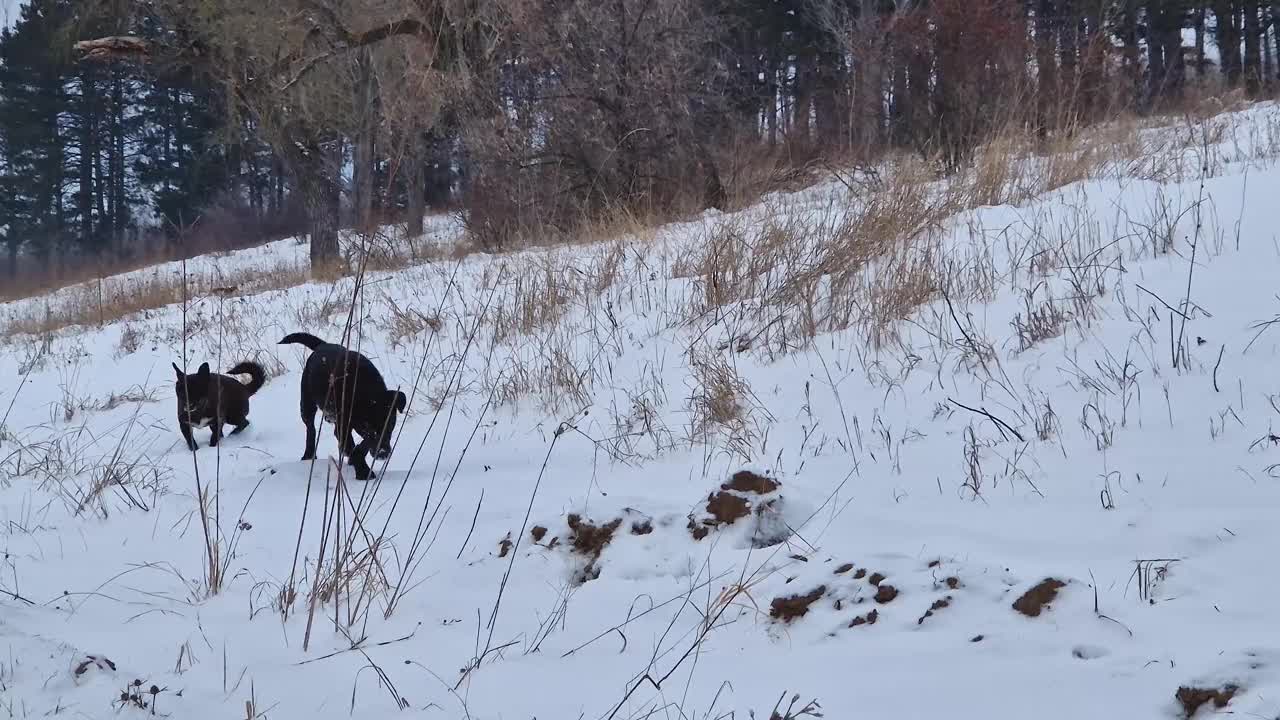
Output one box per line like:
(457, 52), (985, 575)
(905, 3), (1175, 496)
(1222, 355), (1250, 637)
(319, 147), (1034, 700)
(1036, 0), (1058, 135)
(1080, 0), (1104, 118)
(1058, 0), (1079, 119)
(352, 48), (378, 232)
(1120, 0), (1143, 107)
(406, 157), (426, 238)
(1246, 0), (1264, 93)
(77, 64), (97, 249)
(1216, 0), (1243, 86)
(1196, 6), (1207, 77)
(286, 137), (343, 271)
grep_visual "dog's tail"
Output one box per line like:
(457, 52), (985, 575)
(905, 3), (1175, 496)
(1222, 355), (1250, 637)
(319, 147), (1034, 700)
(279, 332), (326, 351)
(227, 361), (268, 396)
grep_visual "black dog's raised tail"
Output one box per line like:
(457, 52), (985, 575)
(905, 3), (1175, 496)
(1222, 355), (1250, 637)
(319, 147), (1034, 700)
(227, 361), (268, 396)
(279, 332), (326, 351)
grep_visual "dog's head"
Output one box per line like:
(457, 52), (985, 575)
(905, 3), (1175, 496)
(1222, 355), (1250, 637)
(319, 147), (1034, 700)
(173, 362), (212, 417)
(367, 389), (408, 460)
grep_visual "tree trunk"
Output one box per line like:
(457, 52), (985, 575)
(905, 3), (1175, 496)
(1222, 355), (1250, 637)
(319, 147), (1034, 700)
(793, 51), (814, 144)
(305, 178), (341, 271)
(1217, 1), (1243, 86)
(353, 48), (377, 232)
(1265, 11), (1274, 85)
(1080, 1), (1104, 119)
(1246, 0), (1264, 94)
(405, 134), (427, 238)
(78, 66), (97, 250)
(1058, 0), (1079, 121)
(1121, 0), (1142, 108)
(1163, 4), (1186, 101)
(1272, 3), (1280, 81)
(1036, 0), (1058, 136)
(1196, 7), (1207, 77)
(287, 138), (342, 271)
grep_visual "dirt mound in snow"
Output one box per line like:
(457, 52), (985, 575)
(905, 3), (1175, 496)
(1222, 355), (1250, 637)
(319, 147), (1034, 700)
(688, 470), (789, 548)
(770, 585), (826, 623)
(722, 470), (779, 494)
(527, 509), (655, 584)
(1012, 578), (1067, 617)
(1175, 684), (1238, 718)
(848, 609), (878, 627)
(565, 514), (623, 583)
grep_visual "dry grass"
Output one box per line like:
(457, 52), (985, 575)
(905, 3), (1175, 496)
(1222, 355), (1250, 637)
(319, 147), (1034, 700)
(5, 97), (1278, 446)
(0, 259), (310, 340)
(1, 412), (170, 519)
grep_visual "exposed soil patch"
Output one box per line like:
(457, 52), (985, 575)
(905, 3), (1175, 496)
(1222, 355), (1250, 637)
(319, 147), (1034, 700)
(1012, 578), (1067, 618)
(849, 609), (879, 627)
(630, 519), (654, 535)
(567, 514), (623, 583)
(689, 471), (786, 546)
(530, 526), (548, 543)
(1175, 685), (1239, 719)
(770, 585), (827, 623)
(970, 635), (984, 643)
(498, 533), (512, 557)
(722, 470), (780, 494)
(868, 572), (886, 586)
(705, 492), (750, 525)
(853, 569), (867, 580)
(834, 563), (854, 575)
(918, 596), (952, 625)
(945, 576), (961, 590)
(874, 584), (899, 604)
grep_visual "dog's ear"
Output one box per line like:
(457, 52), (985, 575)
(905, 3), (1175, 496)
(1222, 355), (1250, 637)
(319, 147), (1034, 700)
(197, 362), (211, 378)
(172, 362), (184, 380)
(391, 390), (407, 413)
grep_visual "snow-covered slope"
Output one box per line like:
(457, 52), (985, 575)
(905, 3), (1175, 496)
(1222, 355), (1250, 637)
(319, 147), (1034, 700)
(4, 104), (1280, 720)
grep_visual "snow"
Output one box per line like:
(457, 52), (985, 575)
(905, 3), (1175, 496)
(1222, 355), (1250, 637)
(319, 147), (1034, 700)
(5, 103), (1280, 720)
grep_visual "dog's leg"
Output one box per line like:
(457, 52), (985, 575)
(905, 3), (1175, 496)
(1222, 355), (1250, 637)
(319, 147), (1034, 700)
(300, 386), (319, 461)
(351, 453), (374, 480)
(332, 422), (358, 456)
(229, 409), (250, 435)
(209, 419), (224, 448)
(349, 439), (375, 480)
(179, 421), (198, 452)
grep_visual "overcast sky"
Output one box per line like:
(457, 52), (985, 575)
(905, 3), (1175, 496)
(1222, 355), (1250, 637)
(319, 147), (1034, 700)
(2, 1), (19, 31)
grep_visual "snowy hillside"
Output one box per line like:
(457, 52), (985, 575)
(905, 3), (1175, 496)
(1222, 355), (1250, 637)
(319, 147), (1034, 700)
(4, 102), (1280, 720)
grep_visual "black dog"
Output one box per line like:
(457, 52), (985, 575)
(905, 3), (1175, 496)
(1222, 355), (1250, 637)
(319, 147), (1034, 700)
(278, 332), (406, 480)
(173, 360), (267, 451)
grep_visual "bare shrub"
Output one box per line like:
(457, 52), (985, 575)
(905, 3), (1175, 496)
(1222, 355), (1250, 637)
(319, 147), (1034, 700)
(460, 0), (730, 250)
(1011, 283), (1071, 352)
(115, 324), (145, 357)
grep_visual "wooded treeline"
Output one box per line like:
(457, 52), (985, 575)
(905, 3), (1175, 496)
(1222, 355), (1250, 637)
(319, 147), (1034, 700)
(4, 0), (1280, 281)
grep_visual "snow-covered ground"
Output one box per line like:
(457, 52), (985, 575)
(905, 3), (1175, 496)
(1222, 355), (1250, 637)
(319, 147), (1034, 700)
(4, 103), (1280, 720)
